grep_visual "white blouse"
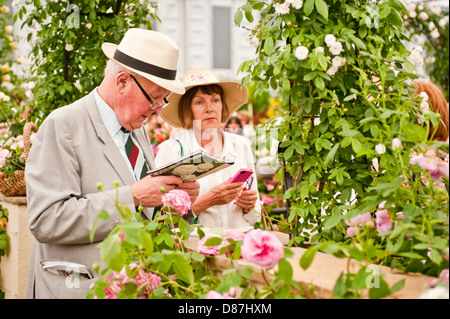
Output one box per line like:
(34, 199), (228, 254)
(154, 129), (261, 228)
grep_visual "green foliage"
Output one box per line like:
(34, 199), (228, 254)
(18, 0), (159, 124)
(235, 0), (449, 292)
(88, 183), (302, 299)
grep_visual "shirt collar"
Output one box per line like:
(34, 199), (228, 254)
(188, 128), (232, 159)
(94, 88), (122, 137)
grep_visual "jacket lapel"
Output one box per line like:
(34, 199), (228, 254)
(85, 91), (135, 186)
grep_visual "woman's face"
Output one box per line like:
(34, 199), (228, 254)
(191, 89), (223, 132)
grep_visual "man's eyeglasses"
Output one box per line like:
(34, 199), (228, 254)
(129, 74), (169, 110)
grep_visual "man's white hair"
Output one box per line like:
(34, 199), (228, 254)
(104, 59), (142, 79)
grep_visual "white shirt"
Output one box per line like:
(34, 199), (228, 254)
(154, 129), (261, 228)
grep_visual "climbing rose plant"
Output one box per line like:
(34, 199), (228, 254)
(235, 0), (448, 298)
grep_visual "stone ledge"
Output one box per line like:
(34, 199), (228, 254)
(184, 233), (432, 299)
(0, 194), (27, 206)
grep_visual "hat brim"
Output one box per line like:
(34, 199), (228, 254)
(102, 43), (185, 95)
(160, 81), (248, 128)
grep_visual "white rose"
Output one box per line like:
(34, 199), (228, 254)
(375, 143), (386, 155)
(65, 44), (74, 51)
(25, 90), (34, 99)
(291, 0), (303, 9)
(413, 45), (423, 54)
(418, 12), (428, 20)
(27, 82), (36, 90)
(332, 56), (346, 68)
(419, 91), (429, 101)
(420, 101), (429, 113)
(391, 138), (403, 150)
(4, 25), (13, 33)
(274, 2), (290, 15)
(295, 46), (309, 60)
(429, 4), (442, 15)
(329, 41), (343, 55)
(315, 46), (324, 53)
(430, 29), (440, 39)
(428, 21), (436, 31)
(438, 17), (448, 28)
(326, 66), (339, 76)
(324, 34), (336, 46)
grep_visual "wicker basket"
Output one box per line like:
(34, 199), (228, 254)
(0, 122), (38, 197)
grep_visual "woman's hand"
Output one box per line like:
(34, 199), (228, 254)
(207, 181), (244, 206)
(191, 181), (243, 215)
(235, 188), (258, 214)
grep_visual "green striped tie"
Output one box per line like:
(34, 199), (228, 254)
(122, 128), (149, 180)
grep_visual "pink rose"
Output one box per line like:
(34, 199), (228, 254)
(122, 264), (161, 293)
(240, 229), (284, 269)
(206, 290), (235, 299)
(220, 229), (247, 257)
(91, 264), (161, 299)
(261, 194), (273, 206)
(439, 269), (449, 285)
(197, 235), (222, 256)
(375, 209), (392, 233)
(162, 189), (191, 216)
(345, 212), (372, 237)
(346, 226), (359, 237)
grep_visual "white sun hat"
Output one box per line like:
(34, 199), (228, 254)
(160, 68), (248, 128)
(101, 28), (185, 94)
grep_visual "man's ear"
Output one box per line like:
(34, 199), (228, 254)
(116, 72), (129, 92)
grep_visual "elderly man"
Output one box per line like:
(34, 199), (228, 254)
(25, 29), (199, 298)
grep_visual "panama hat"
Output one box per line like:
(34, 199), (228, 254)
(102, 28), (185, 94)
(160, 68), (248, 128)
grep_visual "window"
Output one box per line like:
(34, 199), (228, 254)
(212, 6), (231, 69)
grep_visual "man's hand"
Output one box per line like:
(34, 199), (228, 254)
(131, 175), (182, 207)
(177, 181), (200, 204)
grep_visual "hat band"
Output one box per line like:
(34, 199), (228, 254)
(113, 49), (177, 80)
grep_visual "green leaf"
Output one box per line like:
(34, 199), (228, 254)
(369, 277), (391, 299)
(173, 254), (194, 285)
(278, 258), (293, 283)
(313, 76), (325, 90)
(386, 10), (403, 27)
(324, 143), (340, 166)
(352, 267), (371, 291)
(403, 123), (427, 143)
(314, 0), (328, 20)
(332, 273), (347, 298)
(323, 213), (342, 230)
(204, 237), (223, 246)
(390, 279), (405, 295)
(304, 0), (314, 16)
(264, 37), (275, 55)
(300, 245), (318, 270)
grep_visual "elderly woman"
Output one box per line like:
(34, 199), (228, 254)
(155, 68), (261, 228)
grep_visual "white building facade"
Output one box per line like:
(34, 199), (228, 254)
(153, 0), (257, 81)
